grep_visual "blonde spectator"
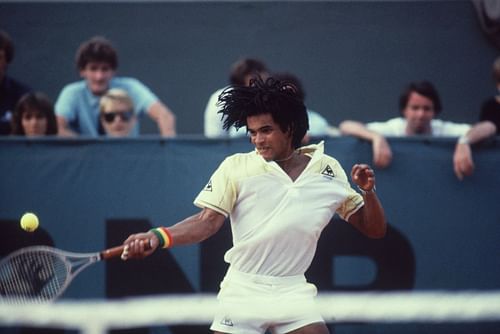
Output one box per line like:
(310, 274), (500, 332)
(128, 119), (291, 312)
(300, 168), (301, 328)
(99, 88), (137, 137)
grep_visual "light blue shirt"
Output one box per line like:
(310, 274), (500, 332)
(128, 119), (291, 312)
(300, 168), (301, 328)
(55, 77), (158, 136)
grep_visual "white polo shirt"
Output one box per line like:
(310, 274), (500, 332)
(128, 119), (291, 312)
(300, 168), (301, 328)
(194, 141), (363, 277)
(366, 117), (470, 137)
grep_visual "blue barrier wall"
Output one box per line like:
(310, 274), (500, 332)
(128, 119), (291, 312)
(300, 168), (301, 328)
(1, 137), (499, 333)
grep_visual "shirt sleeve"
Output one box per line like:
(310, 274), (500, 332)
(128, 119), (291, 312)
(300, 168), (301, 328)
(193, 157), (237, 217)
(118, 78), (158, 116)
(331, 160), (364, 221)
(54, 84), (77, 121)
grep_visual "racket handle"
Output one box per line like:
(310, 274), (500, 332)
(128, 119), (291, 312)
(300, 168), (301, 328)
(100, 239), (152, 260)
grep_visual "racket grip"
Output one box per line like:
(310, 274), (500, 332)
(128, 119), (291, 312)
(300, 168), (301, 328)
(100, 239), (152, 260)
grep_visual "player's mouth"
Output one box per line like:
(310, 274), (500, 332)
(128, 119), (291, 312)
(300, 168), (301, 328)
(257, 147), (273, 158)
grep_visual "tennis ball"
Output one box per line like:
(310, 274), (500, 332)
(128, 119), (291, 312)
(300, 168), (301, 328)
(20, 212), (39, 232)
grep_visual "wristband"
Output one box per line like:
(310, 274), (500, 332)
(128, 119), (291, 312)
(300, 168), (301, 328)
(358, 185), (376, 195)
(149, 227), (173, 248)
(458, 136), (470, 145)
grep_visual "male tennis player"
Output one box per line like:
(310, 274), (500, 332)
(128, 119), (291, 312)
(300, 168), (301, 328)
(122, 77), (386, 334)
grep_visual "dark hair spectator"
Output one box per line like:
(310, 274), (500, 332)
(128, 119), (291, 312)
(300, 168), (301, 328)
(0, 30), (32, 135)
(399, 80), (442, 115)
(75, 36), (118, 71)
(229, 58), (269, 86)
(55, 35), (175, 137)
(11, 92), (57, 136)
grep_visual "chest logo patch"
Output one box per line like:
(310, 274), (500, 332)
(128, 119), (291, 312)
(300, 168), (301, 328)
(321, 165), (335, 178)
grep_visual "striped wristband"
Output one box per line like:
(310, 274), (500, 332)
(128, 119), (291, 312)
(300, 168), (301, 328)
(149, 227), (173, 248)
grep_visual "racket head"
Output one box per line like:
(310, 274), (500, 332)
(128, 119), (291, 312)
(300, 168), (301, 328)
(0, 246), (74, 304)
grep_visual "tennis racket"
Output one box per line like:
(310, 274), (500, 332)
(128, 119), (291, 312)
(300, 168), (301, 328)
(0, 241), (150, 304)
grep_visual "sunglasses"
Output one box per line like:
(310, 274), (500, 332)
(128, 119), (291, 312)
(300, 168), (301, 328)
(101, 111), (134, 123)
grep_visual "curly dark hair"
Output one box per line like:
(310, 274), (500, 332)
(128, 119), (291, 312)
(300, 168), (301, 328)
(75, 36), (118, 70)
(217, 77), (309, 149)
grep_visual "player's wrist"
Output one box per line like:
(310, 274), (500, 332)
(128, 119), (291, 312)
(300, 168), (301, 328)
(358, 185), (376, 195)
(149, 227), (173, 248)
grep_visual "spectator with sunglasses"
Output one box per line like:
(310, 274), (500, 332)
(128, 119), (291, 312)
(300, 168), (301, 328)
(99, 88), (136, 137)
(11, 92), (57, 137)
(55, 36), (176, 137)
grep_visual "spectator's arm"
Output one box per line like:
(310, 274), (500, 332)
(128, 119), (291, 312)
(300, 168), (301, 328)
(339, 120), (393, 168)
(148, 101), (176, 137)
(56, 116), (78, 137)
(453, 121), (497, 180)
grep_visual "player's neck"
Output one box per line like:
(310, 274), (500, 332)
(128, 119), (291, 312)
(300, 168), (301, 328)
(275, 150), (296, 163)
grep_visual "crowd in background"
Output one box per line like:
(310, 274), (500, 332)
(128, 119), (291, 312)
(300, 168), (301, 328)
(1, 30), (499, 180)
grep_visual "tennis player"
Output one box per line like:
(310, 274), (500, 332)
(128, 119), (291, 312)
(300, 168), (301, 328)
(122, 77), (386, 334)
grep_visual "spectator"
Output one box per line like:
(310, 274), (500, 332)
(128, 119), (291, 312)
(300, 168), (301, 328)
(273, 71), (340, 143)
(478, 56), (500, 134)
(98, 88), (137, 137)
(452, 56), (500, 180)
(204, 57), (269, 138)
(0, 30), (32, 135)
(340, 80), (470, 170)
(11, 92), (57, 137)
(55, 36), (176, 137)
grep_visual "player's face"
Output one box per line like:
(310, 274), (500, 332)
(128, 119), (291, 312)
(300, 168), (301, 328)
(403, 92), (435, 135)
(21, 109), (48, 137)
(80, 62), (115, 96)
(247, 113), (294, 161)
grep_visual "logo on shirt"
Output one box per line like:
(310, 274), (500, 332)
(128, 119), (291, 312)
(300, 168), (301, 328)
(321, 165), (336, 178)
(220, 316), (234, 327)
(204, 180), (213, 192)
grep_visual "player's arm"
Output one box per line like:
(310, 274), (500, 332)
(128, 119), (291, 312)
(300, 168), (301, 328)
(56, 115), (79, 137)
(453, 121), (496, 180)
(347, 164), (387, 239)
(147, 101), (176, 137)
(121, 207), (225, 259)
(339, 120), (392, 168)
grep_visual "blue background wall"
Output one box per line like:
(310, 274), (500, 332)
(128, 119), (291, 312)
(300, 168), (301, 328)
(0, 0), (497, 134)
(1, 137), (499, 333)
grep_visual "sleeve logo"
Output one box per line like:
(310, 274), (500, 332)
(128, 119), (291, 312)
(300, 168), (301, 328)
(321, 165), (336, 178)
(203, 180), (213, 192)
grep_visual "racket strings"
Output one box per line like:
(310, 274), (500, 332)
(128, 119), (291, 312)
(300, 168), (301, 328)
(0, 251), (69, 303)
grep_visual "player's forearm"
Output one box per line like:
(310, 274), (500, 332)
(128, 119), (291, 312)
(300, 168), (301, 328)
(167, 209), (225, 246)
(353, 192), (387, 238)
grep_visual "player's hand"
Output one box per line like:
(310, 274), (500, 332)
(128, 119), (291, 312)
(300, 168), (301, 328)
(453, 142), (474, 180)
(351, 164), (376, 192)
(121, 232), (159, 260)
(372, 135), (392, 169)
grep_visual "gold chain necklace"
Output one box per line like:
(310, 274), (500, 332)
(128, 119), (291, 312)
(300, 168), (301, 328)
(275, 151), (296, 162)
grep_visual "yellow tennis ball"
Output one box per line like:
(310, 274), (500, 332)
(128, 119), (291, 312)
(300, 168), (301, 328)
(20, 212), (39, 232)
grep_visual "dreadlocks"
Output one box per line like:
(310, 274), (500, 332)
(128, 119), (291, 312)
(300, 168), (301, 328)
(217, 77), (309, 149)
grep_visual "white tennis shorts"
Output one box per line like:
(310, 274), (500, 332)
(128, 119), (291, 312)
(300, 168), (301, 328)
(210, 268), (324, 334)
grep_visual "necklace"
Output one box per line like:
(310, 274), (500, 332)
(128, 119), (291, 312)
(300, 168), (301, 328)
(275, 151), (296, 162)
